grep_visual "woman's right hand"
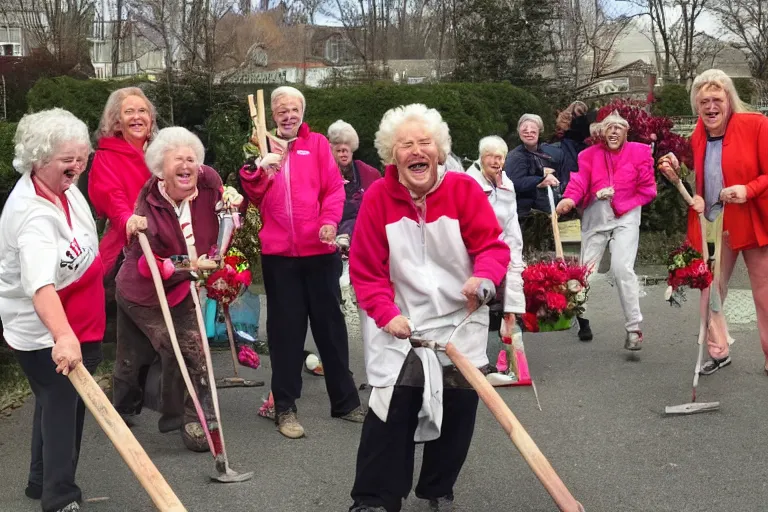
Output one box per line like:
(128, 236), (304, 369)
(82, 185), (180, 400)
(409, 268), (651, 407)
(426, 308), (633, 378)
(384, 315), (412, 339)
(52, 334), (82, 376)
(556, 198), (576, 215)
(126, 215), (147, 238)
(537, 174), (560, 189)
(691, 194), (705, 214)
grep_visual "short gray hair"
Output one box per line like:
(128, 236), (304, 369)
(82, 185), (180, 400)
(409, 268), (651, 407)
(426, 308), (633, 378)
(144, 127), (205, 178)
(13, 108), (92, 175)
(374, 103), (451, 165)
(517, 114), (544, 133)
(327, 120), (360, 152)
(97, 86), (158, 141)
(478, 135), (508, 159)
(598, 111), (629, 136)
(271, 86), (306, 113)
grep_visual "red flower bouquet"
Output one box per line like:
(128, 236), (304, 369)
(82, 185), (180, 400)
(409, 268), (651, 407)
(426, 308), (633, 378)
(522, 258), (591, 332)
(665, 243), (713, 306)
(204, 248), (252, 306)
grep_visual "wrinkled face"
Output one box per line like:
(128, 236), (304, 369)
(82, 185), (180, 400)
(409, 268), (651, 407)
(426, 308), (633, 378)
(272, 96), (303, 138)
(118, 95), (152, 145)
(481, 153), (504, 180)
(162, 146), (199, 200)
(696, 86), (730, 137)
(394, 120), (440, 197)
(332, 143), (353, 168)
(604, 123), (628, 151)
(518, 121), (540, 147)
(35, 140), (90, 195)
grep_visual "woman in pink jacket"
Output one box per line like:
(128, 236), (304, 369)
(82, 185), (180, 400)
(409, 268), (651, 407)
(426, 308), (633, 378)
(556, 112), (657, 351)
(239, 87), (363, 439)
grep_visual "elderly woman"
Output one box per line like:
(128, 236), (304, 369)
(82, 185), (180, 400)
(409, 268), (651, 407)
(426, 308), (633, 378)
(112, 127), (220, 452)
(660, 69), (768, 375)
(466, 136), (526, 383)
(0, 109), (105, 512)
(556, 112), (657, 350)
(239, 86), (363, 439)
(348, 104), (510, 512)
(504, 113), (564, 218)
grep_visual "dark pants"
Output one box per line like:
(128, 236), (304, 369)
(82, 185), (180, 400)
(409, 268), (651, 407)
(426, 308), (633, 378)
(350, 386), (479, 512)
(16, 342), (103, 512)
(262, 253), (360, 417)
(112, 293), (213, 425)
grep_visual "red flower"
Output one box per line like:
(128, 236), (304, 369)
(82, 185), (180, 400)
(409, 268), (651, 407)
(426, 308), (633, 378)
(545, 292), (567, 312)
(521, 312), (540, 333)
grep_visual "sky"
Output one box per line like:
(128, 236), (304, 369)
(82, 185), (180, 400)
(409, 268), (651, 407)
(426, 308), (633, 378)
(613, 0), (724, 38)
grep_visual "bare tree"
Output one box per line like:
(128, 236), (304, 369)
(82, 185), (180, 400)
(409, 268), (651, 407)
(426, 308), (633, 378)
(709, 0), (768, 78)
(579, 0), (634, 80)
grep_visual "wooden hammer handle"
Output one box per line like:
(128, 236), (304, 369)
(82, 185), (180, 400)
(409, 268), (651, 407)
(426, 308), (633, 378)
(68, 364), (186, 511)
(444, 342), (584, 512)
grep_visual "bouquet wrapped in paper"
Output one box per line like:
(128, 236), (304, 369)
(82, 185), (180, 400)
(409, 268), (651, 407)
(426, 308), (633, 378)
(521, 259), (591, 332)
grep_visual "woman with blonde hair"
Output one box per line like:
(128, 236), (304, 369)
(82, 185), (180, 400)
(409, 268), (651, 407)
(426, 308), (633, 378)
(659, 69), (768, 375)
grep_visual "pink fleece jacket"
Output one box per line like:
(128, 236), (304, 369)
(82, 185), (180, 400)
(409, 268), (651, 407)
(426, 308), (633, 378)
(239, 123), (345, 257)
(564, 142), (657, 216)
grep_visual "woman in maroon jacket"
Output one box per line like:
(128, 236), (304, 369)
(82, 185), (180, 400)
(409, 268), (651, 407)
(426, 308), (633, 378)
(112, 127), (222, 452)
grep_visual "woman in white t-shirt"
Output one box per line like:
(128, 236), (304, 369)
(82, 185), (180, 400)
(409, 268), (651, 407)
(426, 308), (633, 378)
(0, 109), (106, 512)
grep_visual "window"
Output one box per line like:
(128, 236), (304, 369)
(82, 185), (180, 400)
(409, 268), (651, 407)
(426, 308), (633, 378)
(325, 36), (342, 64)
(0, 27), (22, 56)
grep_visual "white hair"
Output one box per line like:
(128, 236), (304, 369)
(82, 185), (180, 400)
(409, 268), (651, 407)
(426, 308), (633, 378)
(598, 111), (629, 136)
(478, 135), (508, 159)
(327, 120), (359, 152)
(13, 108), (92, 175)
(374, 103), (451, 165)
(690, 69), (749, 115)
(144, 127), (205, 178)
(517, 114), (544, 133)
(271, 86), (306, 113)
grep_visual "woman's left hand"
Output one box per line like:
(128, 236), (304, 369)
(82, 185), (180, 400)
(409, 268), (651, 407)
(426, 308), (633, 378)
(500, 313), (516, 340)
(720, 185), (748, 204)
(319, 224), (337, 244)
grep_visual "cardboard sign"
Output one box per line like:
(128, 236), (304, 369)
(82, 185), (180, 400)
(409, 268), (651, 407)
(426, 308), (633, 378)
(558, 220), (582, 243)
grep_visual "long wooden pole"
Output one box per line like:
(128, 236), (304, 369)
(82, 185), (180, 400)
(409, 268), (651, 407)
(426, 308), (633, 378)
(68, 365), (186, 511)
(443, 342), (584, 512)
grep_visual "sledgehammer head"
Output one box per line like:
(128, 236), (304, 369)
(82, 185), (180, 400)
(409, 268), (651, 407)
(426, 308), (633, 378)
(664, 402), (720, 416)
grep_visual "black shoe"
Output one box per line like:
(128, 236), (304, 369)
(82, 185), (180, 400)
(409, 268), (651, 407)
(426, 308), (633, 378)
(158, 414), (183, 433)
(24, 481), (42, 500)
(577, 317), (593, 342)
(700, 356), (731, 375)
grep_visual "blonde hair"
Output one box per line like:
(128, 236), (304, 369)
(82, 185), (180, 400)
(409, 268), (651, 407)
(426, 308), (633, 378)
(271, 86), (306, 113)
(97, 87), (157, 140)
(144, 127), (205, 178)
(597, 111), (629, 137)
(374, 104), (451, 165)
(13, 108), (91, 174)
(327, 120), (359, 152)
(690, 69), (750, 115)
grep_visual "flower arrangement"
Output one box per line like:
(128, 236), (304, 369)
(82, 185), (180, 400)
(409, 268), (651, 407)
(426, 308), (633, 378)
(664, 243), (713, 306)
(204, 248), (252, 306)
(521, 259), (591, 332)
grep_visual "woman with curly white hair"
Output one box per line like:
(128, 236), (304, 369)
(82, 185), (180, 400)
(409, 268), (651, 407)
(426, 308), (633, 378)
(112, 127), (222, 452)
(0, 109), (105, 512)
(348, 104), (510, 511)
(466, 136), (526, 385)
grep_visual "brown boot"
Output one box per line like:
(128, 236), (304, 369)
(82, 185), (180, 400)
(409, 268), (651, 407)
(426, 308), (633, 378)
(276, 411), (305, 439)
(181, 422), (210, 452)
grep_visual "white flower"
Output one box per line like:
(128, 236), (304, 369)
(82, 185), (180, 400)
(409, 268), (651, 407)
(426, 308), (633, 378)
(664, 286), (673, 301)
(575, 290), (587, 303)
(567, 279), (583, 294)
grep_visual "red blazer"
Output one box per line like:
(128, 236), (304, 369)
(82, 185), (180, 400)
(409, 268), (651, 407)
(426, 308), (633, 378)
(687, 113), (768, 252)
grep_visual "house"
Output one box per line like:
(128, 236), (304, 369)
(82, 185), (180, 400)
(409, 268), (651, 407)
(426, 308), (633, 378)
(88, 18), (169, 79)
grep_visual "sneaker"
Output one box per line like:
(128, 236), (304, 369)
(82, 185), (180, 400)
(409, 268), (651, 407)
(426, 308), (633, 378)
(700, 356), (732, 375)
(56, 502), (80, 512)
(339, 405), (367, 423)
(349, 505), (387, 512)
(577, 317), (593, 342)
(428, 496), (454, 511)
(181, 422), (211, 452)
(624, 331), (643, 351)
(276, 411), (305, 439)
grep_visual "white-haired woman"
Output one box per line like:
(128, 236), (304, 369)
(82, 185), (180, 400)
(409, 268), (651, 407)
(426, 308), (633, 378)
(239, 86), (363, 439)
(659, 69), (768, 375)
(466, 136), (526, 384)
(348, 104), (510, 512)
(556, 112), (656, 350)
(112, 127), (222, 452)
(327, 119), (381, 240)
(503, 113), (564, 218)
(0, 109), (105, 512)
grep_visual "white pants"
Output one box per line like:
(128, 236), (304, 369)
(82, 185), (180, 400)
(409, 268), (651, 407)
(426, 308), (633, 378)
(581, 201), (642, 333)
(339, 259), (357, 316)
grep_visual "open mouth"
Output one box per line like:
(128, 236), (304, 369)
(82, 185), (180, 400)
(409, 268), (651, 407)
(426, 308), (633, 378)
(176, 170), (192, 185)
(705, 112), (720, 123)
(607, 135), (620, 144)
(129, 122), (145, 131)
(408, 162), (428, 174)
(63, 169), (76, 179)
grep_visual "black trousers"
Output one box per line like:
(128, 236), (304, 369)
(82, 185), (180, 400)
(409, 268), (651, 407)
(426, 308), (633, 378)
(261, 253), (360, 417)
(16, 342), (103, 512)
(350, 386), (480, 512)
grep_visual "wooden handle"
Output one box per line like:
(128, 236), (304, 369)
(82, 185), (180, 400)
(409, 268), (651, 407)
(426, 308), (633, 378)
(444, 342), (584, 512)
(68, 365), (186, 511)
(256, 90), (268, 157)
(551, 211), (564, 260)
(673, 180), (695, 207)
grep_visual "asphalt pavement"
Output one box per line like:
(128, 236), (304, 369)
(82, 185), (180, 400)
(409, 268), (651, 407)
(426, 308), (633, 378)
(0, 265), (765, 512)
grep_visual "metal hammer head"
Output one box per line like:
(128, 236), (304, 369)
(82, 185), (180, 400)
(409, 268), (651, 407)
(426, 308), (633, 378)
(211, 469), (255, 483)
(664, 402), (720, 416)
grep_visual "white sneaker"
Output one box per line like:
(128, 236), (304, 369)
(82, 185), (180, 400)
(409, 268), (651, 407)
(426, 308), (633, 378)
(486, 372), (517, 387)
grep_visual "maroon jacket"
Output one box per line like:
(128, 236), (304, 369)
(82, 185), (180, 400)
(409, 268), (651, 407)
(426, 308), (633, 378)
(116, 166), (223, 307)
(356, 160), (381, 191)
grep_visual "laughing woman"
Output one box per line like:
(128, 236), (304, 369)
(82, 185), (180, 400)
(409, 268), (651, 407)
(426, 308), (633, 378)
(0, 109), (105, 512)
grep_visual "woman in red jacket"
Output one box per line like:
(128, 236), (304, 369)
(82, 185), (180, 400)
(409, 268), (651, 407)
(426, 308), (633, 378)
(662, 69), (768, 375)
